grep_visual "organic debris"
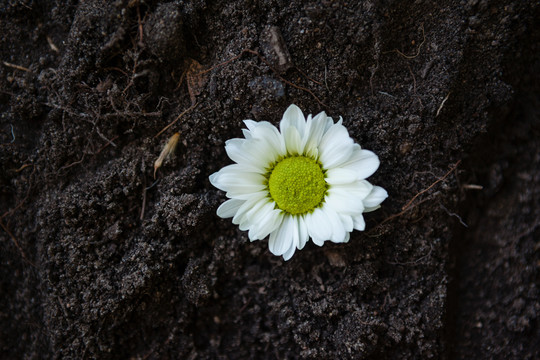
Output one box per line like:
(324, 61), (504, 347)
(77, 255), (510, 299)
(154, 132), (180, 178)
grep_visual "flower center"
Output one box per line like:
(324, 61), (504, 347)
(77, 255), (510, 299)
(268, 156), (327, 215)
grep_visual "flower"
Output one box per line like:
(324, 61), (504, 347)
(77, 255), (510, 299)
(209, 104), (388, 260)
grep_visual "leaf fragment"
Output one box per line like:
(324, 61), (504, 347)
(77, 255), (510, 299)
(154, 132), (180, 178)
(186, 58), (209, 105)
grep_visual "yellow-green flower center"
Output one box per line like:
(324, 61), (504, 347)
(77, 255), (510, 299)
(268, 156), (327, 215)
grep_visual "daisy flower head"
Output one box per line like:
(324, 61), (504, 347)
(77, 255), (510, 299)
(209, 104), (387, 260)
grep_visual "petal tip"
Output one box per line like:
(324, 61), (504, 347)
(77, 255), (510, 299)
(209, 172), (219, 186)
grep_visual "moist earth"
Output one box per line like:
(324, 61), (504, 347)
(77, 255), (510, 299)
(1, 0), (539, 359)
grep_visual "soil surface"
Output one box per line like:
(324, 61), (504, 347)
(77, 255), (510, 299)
(1, 1), (539, 359)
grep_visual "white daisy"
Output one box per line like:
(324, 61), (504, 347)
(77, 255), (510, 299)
(209, 104), (388, 260)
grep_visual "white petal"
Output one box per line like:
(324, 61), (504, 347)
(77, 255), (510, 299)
(339, 214), (354, 232)
(325, 188), (365, 215)
(280, 104), (306, 138)
(224, 183), (267, 199)
(209, 166), (267, 197)
(319, 123), (354, 168)
(216, 199), (245, 218)
(212, 168), (265, 188)
(244, 120), (286, 159)
(209, 172), (220, 187)
(325, 168), (359, 185)
(268, 215), (296, 256)
(282, 242), (297, 261)
(352, 214), (365, 231)
(257, 209), (284, 239)
(238, 198), (268, 231)
(330, 180), (373, 200)
(242, 129), (252, 139)
(225, 139), (264, 171)
(225, 137), (247, 147)
(284, 126), (303, 155)
(324, 115), (337, 132)
(248, 203), (284, 240)
(243, 119), (259, 131)
(232, 192), (268, 225)
(297, 215), (309, 250)
(242, 138), (283, 169)
(305, 208), (331, 246)
(225, 124), (284, 169)
(250, 139), (280, 166)
(227, 189), (268, 201)
(282, 217), (300, 260)
(341, 147), (380, 180)
(322, 206), (347, 243)
(212, 163), (257, 176)
(243, 200), (273, 234)
(363, 186), (388, 208)
(281, 214), (309, 260)
(364, 205), (381, 213)
(302, 111), (328, 158)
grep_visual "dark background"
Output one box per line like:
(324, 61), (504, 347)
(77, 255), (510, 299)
(1, 0), (538, 358)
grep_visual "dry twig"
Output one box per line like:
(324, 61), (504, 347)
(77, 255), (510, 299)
(2, 61), (31, 72)
(0, 220), (36, 267)
(439, 203), (468, 227)
(401, 160), (461, 211)
(386, 24), (426, 60)
(367, 160), (462, 235)
(154, 103), (198, 138)
(1, 164), (36, 220)
(436, 93), (451, 117)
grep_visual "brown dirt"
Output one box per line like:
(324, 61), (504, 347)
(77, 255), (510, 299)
(1, 0), (539, 359)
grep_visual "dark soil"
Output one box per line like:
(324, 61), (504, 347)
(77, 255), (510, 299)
(1, 0), (539, 359)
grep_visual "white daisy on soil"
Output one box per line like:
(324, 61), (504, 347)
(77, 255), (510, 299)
(210, 104), (387, 260)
